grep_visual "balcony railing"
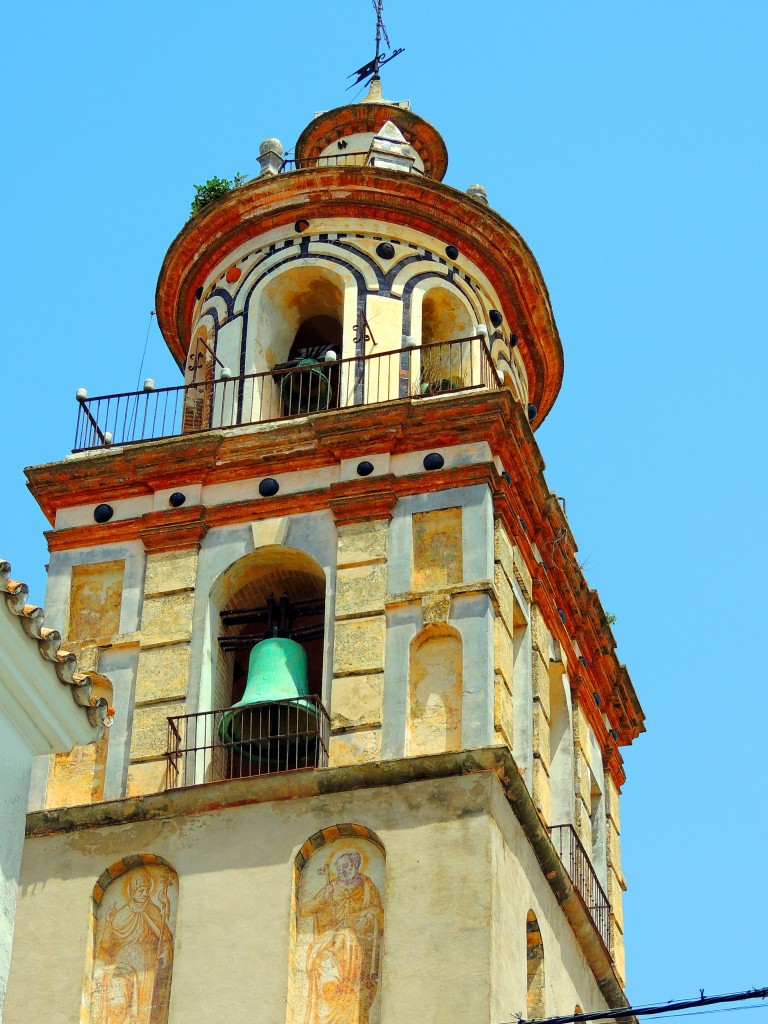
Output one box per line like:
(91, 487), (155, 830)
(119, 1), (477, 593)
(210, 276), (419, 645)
(165, 696), (330, 789)
(74, 334), (498, 451)
(279, 152), (426, 175)
(549, 824), (611, 950)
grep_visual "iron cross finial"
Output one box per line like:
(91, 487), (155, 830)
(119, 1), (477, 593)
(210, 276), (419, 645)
(347, 0), (404, 90)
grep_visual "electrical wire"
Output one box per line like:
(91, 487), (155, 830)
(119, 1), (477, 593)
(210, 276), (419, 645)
(134, 310), (156, 391)
(651, 1003), (768, 1021)
(509, 986), (768, 1024)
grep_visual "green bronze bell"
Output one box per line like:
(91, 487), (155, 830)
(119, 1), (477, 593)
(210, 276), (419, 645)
(280, 358), (332, 416)
(217, 637), (318, 768)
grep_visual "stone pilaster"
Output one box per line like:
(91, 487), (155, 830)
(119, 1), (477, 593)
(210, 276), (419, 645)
(492, 519), (520, 750)
(329, 519), (389, 766)
(531, 604), (552, 823)
(572, 698), (593, 853)
(605, 772), (626, 984)
(127, 546), (200, 795)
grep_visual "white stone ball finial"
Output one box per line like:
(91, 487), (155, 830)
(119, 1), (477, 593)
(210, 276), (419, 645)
(258, 137), (284, 177)
(467, 183), (489, 205)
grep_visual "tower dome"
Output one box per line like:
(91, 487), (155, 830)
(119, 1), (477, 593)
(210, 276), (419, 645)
(294, 79), (449, 180)
(155, 86), (564, 426)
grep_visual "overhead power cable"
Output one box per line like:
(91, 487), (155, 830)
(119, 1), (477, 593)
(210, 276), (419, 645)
(509, 986), (768, 1024)
(654, 1004), (768, 1021)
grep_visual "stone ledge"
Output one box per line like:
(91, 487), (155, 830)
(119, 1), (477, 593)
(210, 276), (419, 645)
(138, 631), (193, 650)
(385, 578), (494, 607)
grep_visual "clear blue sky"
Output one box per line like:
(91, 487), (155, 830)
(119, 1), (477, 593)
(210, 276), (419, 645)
(1, 0), (766, 1011)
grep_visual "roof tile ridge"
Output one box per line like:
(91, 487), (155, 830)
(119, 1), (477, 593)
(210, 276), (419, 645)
(0, 556), (113, 731)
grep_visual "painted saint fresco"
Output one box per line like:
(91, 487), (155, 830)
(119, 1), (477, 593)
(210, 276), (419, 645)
(90, 864), (177, 1024)
(296, 839), (385, 1024)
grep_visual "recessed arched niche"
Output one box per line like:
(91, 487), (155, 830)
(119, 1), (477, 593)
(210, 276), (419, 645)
(526, 910), (545, 1020)
(288, 825), (385, 1024)
(406, 623), (463, 756)
(417, 285), (475, 395)
(548, 668), (574, 827)
(421, 286), (474, 345)
(84, 855), (178, 1024)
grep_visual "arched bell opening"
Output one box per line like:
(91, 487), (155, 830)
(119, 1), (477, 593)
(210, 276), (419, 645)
(251, 266), (347, 421)
(209, 547), (328, 780)
(283, 313), (343, 413)
(417, 285), (475, 395)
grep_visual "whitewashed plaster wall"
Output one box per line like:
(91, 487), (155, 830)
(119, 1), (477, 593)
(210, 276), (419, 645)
(0, 725), (33, 1019)
(0, 595), (102, 1019)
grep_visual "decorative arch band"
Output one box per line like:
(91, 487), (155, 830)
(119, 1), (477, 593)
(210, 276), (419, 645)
(295, 822), (384, 878)
(92, 853), (175, 906)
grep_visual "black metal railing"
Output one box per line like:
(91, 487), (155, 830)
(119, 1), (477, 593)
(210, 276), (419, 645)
(165, 696), (330, 789)
(280, 151), (425, 175)
(73, 334), (498, 451)
(549, 824), (611, 950)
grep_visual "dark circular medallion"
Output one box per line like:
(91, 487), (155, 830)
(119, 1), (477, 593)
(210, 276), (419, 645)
(259, 477), (280, 497)
(489, 309), (503, 328)
(356, 461), (375, 477)
(445, 244), (459, 260)
(527, 403), (538, 422)
(423, 452), (445, 471)
(169, 492), (186, 508)
(93, 503), (114, 524)
(294, 219), (310, 232)
(376, 241), (396, 260)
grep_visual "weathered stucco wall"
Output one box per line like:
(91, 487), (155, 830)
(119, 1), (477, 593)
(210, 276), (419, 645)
(6, 771), (610, 1024)
(488, 779), (607, 1021)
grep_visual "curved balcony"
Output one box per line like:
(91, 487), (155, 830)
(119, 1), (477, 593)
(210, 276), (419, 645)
(278, 152), (426, 176)
(73, 334), (499, 451)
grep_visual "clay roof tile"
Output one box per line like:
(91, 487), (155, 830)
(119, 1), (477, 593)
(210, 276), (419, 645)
(0, 558), (113, 732)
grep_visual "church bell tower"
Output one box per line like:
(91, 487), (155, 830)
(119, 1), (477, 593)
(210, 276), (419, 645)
(5, 66), (644, 1024)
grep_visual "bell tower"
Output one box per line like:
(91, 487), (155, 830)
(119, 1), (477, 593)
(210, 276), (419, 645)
(6, 69), (644, 1024)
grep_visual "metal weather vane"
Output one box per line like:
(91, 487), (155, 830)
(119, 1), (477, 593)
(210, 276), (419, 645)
(347, 0), (404, 89)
